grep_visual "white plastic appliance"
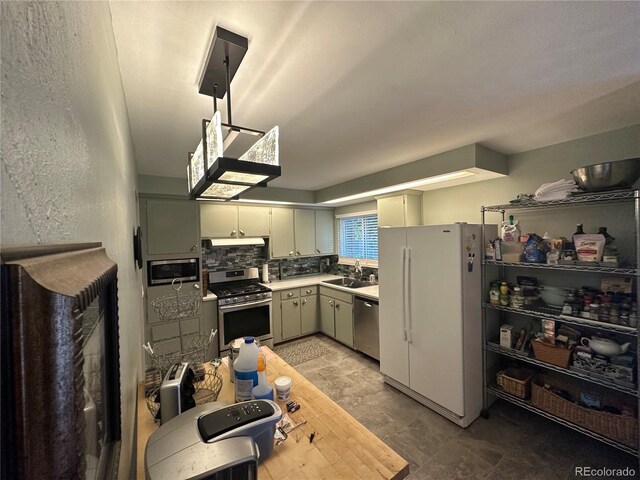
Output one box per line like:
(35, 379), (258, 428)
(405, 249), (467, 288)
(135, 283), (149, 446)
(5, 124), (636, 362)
(379, 223), (496, 427)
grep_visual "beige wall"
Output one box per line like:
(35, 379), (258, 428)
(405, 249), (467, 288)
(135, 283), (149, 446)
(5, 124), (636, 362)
(1, 3), (142, 477)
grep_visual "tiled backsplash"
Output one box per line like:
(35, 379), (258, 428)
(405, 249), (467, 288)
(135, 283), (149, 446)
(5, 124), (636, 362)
(202, 244), (377, 281)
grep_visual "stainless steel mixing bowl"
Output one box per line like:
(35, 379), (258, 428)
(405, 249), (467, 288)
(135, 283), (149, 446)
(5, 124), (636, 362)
(571, 158), (640, 191)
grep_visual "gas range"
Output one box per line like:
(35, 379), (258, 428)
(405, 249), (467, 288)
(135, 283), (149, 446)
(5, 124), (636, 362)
(208, 268), (271, 306)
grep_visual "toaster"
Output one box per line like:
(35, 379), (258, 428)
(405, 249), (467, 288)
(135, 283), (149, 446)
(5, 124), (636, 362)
(159, 362), (196, 424)
(145, 400), (282, 480)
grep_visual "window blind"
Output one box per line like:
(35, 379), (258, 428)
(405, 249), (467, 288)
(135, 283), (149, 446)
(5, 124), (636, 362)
(337, 214), (378, 261)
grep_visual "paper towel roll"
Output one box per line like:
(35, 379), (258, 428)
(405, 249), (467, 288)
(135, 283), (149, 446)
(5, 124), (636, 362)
(262, 264), (269, 283)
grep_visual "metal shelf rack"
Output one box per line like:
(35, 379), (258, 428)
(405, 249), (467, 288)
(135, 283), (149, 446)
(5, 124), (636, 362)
(484, 303), (638, 336)
(486, 386), (638, 457)
(480, 189), (639, 458)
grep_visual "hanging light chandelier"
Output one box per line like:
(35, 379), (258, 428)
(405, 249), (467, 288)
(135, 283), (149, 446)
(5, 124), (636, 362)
(187, 27), (281, 200)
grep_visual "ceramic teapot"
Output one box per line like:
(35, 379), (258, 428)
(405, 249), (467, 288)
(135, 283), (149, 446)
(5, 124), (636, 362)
(581, 337), (631, 357)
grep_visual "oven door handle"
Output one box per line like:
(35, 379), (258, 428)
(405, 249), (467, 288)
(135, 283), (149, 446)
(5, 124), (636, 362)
(219, 298), (272, 312)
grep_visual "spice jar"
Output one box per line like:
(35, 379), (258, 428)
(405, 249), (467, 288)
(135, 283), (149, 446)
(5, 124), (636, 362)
(509, 287), (524, 308)
(489, 282), (501, 305)
(500, 282), (509, 295)
(499, 293), (509, 306)
(589, 303), (599, 321)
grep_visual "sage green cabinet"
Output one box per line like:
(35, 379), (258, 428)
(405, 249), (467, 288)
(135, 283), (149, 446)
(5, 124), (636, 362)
(201, 204), (270, 238)
(281, 298), (302, 339)
(144, 198), (200, 256)
(272, 296), (283, 344)
(318, 286), (354, 347)
(279, 287), (318, 340)
(319, 295), (336, 337)
(294, 209), (316, 256)
(300, 294), (318, 335)
(271, 208), (296, 258)
(334, 300), (354, 347)
(377, 192), (422, 227)
(315, 210), (335, 255)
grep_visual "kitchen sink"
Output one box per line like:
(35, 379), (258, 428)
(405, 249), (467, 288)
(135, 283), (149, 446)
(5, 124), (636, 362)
(322, 278), (375, 289)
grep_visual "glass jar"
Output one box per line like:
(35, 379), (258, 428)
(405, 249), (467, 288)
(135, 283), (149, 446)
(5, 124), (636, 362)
(589, 303), (599, 321)
(489, 282), (501, 305)
(509, 287), (524, 308)
(500, 281), (509, 295)
(580, 303), (591, 319)
(499, 293), (509, 306)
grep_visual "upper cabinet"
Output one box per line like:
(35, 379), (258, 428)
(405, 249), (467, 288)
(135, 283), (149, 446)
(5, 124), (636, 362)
(315, 209), (335, 255)
(201, 204), (270, 238)
(271, 207), (296, 257)
(377, 191), (422, 227)
(144, 198), (200, 256)
(270, 208), (335, 259)
(294, 209), (316, 256)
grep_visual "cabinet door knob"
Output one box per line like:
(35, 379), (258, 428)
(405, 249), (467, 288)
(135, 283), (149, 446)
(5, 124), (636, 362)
(329, 300), (334, 305)
(296, 251), (301, 256)
(293, 300), (299, 306)
(336, 303), (340, 309)
(231, 230), (237, 237)
(239, 230), (245, 236)
(316, 249), (321, 254)
(306, 289), (312, 294)
(191, 244), (198, 251)
(289, 251), (294, 256)
(302, 299), (306, 305)
(287, 292), (293, 297)
(193, 284), (200, 290)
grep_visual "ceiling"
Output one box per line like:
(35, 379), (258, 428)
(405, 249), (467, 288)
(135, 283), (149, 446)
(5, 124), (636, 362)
(110, 1), (640, 194)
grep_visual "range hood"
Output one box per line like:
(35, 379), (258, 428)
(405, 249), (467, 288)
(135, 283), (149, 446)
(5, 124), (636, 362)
(204, 237), (265, 248)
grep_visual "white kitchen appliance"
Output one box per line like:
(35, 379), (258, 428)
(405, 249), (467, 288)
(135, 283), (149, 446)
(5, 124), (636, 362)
(379, 223), (496, 427)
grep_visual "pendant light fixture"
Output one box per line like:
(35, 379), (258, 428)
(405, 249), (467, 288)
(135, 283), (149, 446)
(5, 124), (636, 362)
(187, 27), (281, 200)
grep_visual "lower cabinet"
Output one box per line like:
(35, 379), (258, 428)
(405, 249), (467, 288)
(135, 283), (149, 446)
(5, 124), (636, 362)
(319, 286), (354, 347)
(275, 287), (319, 342)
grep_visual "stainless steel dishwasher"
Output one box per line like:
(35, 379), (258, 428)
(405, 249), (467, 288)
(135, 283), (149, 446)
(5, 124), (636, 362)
(354, 297), (379, 360)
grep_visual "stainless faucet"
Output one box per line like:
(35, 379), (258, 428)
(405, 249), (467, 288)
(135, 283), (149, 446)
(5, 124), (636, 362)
(354, 259), (363, 280)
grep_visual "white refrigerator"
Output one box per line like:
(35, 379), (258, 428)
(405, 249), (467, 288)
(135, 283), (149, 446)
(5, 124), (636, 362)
(379, 223), (494, 428)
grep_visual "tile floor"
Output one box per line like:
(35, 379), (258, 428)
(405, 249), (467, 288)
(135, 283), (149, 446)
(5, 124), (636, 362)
(284, 334), (639, 480)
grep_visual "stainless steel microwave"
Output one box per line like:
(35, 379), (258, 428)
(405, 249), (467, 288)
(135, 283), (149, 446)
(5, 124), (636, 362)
(147, 258), (199, 286)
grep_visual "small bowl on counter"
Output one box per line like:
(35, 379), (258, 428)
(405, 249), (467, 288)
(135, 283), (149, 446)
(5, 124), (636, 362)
(571, 158), (640, 192)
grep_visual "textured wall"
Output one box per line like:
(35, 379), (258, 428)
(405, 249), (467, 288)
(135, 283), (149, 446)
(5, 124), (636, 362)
(1, 2), (142, 477)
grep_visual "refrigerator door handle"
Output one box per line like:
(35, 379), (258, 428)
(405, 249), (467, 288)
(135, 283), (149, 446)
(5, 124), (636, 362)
(401, 247), (408, 341)
(406, 247), (413, 344)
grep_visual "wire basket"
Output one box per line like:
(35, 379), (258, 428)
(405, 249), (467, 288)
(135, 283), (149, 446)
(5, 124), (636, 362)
(151, 278), (202, 322)
(143, 329), (217, 377)
(144, 363), (223, 422)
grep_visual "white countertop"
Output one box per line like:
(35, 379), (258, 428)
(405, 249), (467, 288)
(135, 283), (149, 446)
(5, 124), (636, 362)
(263, 274), (379, 301)
(203, 291), (217, 302)
(203, 274), (380, 301)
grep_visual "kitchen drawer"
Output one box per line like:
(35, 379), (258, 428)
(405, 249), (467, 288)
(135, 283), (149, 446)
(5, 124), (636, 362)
(301, 286), (318, 297)
(150, 317), (200, 341)
(280, 289), (300, 300)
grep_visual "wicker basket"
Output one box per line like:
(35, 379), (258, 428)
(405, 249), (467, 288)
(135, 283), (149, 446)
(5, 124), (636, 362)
(497, 368), (534, 399)
(531, 378), (638, 448)
(531, 339), (573, 368)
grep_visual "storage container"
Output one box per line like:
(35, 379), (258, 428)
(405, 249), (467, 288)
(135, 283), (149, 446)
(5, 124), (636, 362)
(501, 241), (524, 262)
(496, 368), (534, 399)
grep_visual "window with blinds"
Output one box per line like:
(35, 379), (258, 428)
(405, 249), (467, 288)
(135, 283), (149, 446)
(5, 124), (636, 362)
(337, 213), (378, 266)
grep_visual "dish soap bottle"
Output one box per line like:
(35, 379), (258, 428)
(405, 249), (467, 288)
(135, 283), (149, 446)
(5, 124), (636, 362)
(234, 337), (259, 402)
(251, 353), (274, 400)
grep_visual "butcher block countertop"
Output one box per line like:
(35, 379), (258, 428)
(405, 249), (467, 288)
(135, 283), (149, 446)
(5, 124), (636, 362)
(136, 347), (408, 480)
